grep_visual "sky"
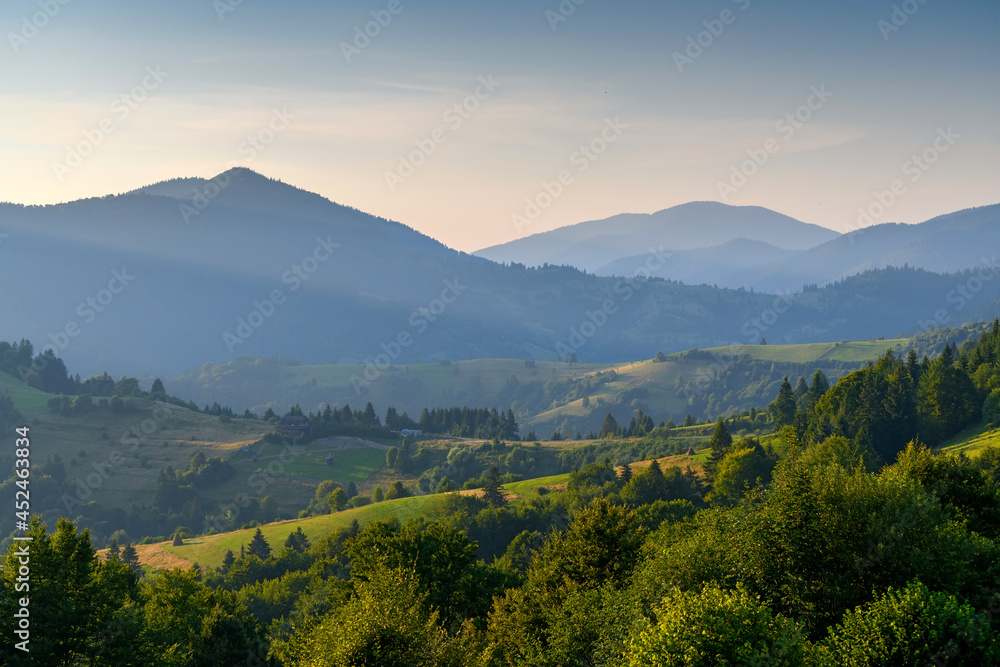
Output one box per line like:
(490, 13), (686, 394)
(1, 0), (998, 252)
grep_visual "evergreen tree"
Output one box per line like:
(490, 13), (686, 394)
(283, 528), (311, 554)
(806, 369), (829, 412)
(150, 378), (165, 395)
(600, 413), (619, 439)
(769, 377), (797, 428)
(619, 462), (633, 485)
(246, 528), (271, 560)
(706, 418), (734, 478)
(483, 466), (508, 508)
(221, 549), (236, 572)
(120, 543), (140, 574)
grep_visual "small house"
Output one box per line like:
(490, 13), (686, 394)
(277, 415), (311, 438)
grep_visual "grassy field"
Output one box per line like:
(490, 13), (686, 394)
(240, 445), (387, 485)
(145, 448), (710, 571)
(691, 340), (908, 364)
(0, 370), (57, 418)
(940, 422), (1000, 458)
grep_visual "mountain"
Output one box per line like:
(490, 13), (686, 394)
(728, 204), (1000, 293)
(1, 169), (997, 379)
(594, 238), (796, 285)
(473, 202), (840, 272)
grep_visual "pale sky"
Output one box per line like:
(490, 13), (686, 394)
(1, 0), (998, 252)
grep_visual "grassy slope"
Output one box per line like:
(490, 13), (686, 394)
(940, 422), (1000, 458)
(26, 400), (273, 511)
(150, 448), (711, 571)
(530, 341), (905, 431)
(699, 340), (909, 364)
(0, 370), (56, 418)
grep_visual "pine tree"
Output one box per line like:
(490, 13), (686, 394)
(600, 413), (619, 439)
(769, 377), (797, 427)
(807, 369), (830, 412)
(120, 543), (140, 574)
(283, 527), (311, 554)
(246, 528), (271, 560)
(705, 418), (734, 478)
(221, 549), (236, 572)
(619, 462), (633, 485)
(482, 466), (508, 508)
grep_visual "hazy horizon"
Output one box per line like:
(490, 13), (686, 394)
(3, 0), (998, 252)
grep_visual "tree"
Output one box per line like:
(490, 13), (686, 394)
(806, 369), (829, 412)
(121, 543), (141, 574)
(985, 389), (1000, 425)
(628, 585), (806, 666)
(600, 413), (619, 439)
(274, 569), (462, 666)
(150, 378), (165, 395)
(705, 418), (734, 479)
(482, 467), (508, 508)
(142, 566), (267, 666)
(385, 481), (411, 500)
(327, 487), (348, 512)
(707, 441), (775, 506)
(246, 528), (271, 560)
(221, 550), (236, 573)
(0, 518), (140, 665)
(284, 527), (311, 554)
(818, 581), (998, 666)
(372, 485), (384, 502)
(619, 462), (633, 485)
(769, 377), (797, 428)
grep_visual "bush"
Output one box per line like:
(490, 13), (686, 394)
(818, 581), (999, 666)
(628, 585), (806, 666)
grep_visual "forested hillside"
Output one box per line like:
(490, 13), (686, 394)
(6, 323), (1000, 664)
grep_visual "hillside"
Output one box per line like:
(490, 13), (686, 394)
(475, 202), (838, 272)
(730, 203), (1000, 292)
(168, 339), (909, 436)
(594, 238), (796, 285)
(2, 171), (996, 379)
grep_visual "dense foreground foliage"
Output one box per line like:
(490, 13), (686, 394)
(6, 323), (1000, 664)
(3, 440), (1000, 665)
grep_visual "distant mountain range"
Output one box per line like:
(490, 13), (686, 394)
(475, 202), (839, 273)
(1, 168), (997, 378)
(477, 202), (1000, 294)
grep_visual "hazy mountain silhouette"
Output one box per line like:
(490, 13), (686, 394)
(1, 170), (997, 378)
(595, 239), (796, 286)
(729, 204), (1000, 292)
(474, 202), (840, 272)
